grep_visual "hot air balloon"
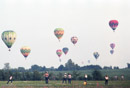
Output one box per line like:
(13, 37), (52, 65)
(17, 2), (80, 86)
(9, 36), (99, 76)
(56, 49), (62, 62)
(62, 47), (69, 55)
(54, 28), (64, 42)
(20, 46), (31, 59)
(71, 36), (78, 45)
(93, 52), (99, 60)
(81, 61), (84, 64)
(109, 20), (118, 32)
(1, 30), (17, 51)
(110, 43), (115, 49)
(110, 50), (114, 54)
(88, 60), (90, 63)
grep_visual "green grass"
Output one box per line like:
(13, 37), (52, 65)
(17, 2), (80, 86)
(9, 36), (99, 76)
(0, 80), (130, 88)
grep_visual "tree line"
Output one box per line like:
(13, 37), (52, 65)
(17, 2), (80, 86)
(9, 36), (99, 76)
(0, 69), (104, 81)
(3, 59), (122, 73)
(0, 59), (129, 81)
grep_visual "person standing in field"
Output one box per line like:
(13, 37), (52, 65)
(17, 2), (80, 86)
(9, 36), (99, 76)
(7, 75), (13, 84)
(68, 73), (72, 84)
(121, 75), (124, 80)
(62, 73), (67, 84)
(105, 75), (109, 85)
(83, 74), (88, 85)
(44, 71), (49, 84)
(84, 74), (88, 82)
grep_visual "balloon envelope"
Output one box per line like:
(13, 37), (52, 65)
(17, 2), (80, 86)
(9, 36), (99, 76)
(88, 60), (90, 63)
(20, 46), (31, 58)
(110, 43), (115, 49)
(110, 50), (114, 54)
(1, 30), (16, 51)
(109, 20), (118, 31)
(54, 28), (64, 41)
(56, 49), (62, 57)
(93, 52), (99, 60)
(62, 47), (69, 55)
(71, 36), (78, 45)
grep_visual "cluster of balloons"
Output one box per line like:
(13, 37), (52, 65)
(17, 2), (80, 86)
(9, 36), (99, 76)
(54, 28), (78, 62)
(56, 47), (69, 62)
(54, 28), (78, 45)
(1, 30), (31, 59)
(109, 20), (118, 54)
(1, 20), (119, 62)
(92, 20), (118, 60)
(110, 43), (115, 55)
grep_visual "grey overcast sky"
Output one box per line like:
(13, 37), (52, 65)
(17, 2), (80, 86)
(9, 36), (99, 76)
(0, 0), (130, 69)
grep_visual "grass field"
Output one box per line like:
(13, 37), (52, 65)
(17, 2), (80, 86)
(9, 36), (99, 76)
(0, 80), (130, 88)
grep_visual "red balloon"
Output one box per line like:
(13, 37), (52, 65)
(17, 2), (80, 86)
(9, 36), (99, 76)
(109, 20), (118, 32)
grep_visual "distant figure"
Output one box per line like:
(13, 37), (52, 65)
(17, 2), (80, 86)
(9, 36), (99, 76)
(121, 75), (124, 80)
(84, 74), (88, 82)
(114, 75), (118, 80)
(62, 73), (67, 84)
(68, 73), (72, 84)
(105, 75), (109, 85)
(7, 75), (13, 84)
(84, 74), (88, 86)
(44, 71), (49, 84)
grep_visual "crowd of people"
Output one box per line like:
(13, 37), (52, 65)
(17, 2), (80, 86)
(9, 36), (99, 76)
(6, 72), (124, 86)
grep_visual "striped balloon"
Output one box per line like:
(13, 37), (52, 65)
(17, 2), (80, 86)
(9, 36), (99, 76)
(109, 20), (118, 32)
(54, 28), (64, 41)
(56, 49), (62, 57)
(1, 30), (16, 51)
(56, 49), (62, 62)
(20, 46), (31, 58)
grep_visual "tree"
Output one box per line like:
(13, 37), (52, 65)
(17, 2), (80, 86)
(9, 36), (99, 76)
(30, 65), (42, 71)
(18, 67), (25, 72)
(3, 63), (10, 70)
(103, 66), (112, 69)
(56, 72), (63, 80)
(65, 59), (76, 70)
(0, 70), (4, 80)
(14, 71), (21, 80)
(127, 63), (130, 68)
(113, 66), (119, 69)
(33, 71), (41, 80)
(58, 65), (64, 71)
(92, 70), (103, 80)
(72, 70), (80, 80)
(41, 66), (46, 71)
(25, 72), (33, 80)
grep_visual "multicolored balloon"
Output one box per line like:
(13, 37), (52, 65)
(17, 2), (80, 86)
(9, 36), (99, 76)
(20, 46), (31, 59)
(56, 49), (62, 62)
(93, 52), (99, 60)
(1, 30), (17, 51)
(109, 20), (118, 32)
(62, 47), (69, 55)
(54, 28), (64, 41)
(110, 50), (114, 54)
(71, 36), (78, 45)
(110, 43), (115, 49)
